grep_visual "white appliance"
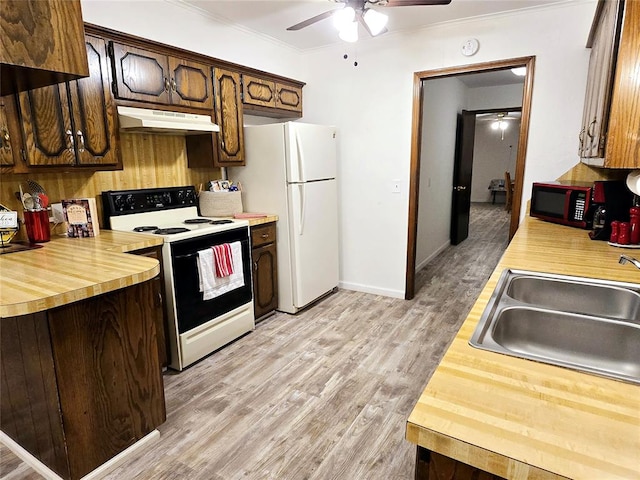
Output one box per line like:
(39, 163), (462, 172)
(230, 122), (339, 314)
(103, 186), (254, 371)
(117, 106), (220, 134)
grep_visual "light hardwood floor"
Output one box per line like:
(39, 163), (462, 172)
(1, 203), (510, 480)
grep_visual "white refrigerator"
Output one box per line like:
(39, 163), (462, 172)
(229, 122), (339, 314)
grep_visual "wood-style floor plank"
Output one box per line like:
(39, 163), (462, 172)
(1, 203), (510, 480)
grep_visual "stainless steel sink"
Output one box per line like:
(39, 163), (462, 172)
(469, 269), (640, 384)
(506, 275), (640, 321)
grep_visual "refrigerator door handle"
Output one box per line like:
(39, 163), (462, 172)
(294, 129), (305, 182)
(297, 183), (306, 236)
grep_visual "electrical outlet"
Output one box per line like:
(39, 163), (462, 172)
(391, 180), (401, 193)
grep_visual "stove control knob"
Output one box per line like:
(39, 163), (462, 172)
(114, 195), (125, 210)
(163, 192), (172, 205)
(185, 190), (196, 204)
(176, 190), (185, 203)
(125, 194), (135, 209)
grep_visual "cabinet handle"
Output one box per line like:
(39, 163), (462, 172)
(170, 78), (177, 92)
(253, 261), (258, 271)
(66, 129), (75, 152)
(587, 118), (596, 138)
(261, 233), (269, 239)
(1, 128), (10, 151)
(164, 77), (170, 92)
(76, 130), (85, 153)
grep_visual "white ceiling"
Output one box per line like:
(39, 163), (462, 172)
(175, 0), (571, 51)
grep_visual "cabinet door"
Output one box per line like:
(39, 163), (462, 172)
(213, 68), (245, 166)
(0, 95), (23, 168)
(276, 83), (303, 113)
(48, 280), (165, 479)
(168, 57), (214, 109)
(68, 36), (119, 166)
(111, 43), (170, 104)
(242, 74), (276, 108)
(252, 242), (278, 319)
(580, 0), (621, 161)
(0, 0), (89, 95)
(19, 83), (75, 167)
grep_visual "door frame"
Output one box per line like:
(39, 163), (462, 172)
(405, 56), (535, 300)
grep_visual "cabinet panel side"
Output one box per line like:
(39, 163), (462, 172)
(0, 313), (70, 478)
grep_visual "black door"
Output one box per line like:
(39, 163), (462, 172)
(450, 110), (476, 245)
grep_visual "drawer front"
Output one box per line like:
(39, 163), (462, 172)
(251, 222), (276, 248)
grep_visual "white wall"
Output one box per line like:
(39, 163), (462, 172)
(301, 1), (595, 298)
(467, 83), (524, 110)
(415, 77), (467, 271)
(80, 0), (305, 80)
(82, 0), (597, 299)
(471, 120), (520, 202)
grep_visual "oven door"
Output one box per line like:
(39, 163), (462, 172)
(170, 227), (252, 333)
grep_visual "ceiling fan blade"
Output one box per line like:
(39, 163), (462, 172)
(287, 9), (338, 31)
(357, 12), (388, 37)
(383, 0), (451, 6)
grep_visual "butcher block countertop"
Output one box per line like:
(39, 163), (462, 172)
(0, 231), (163, 318)
(406, 216), (640, 480)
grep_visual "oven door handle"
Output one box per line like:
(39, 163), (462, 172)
(174, 252), (200, 260)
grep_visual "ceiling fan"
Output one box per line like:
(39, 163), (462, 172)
(287, 0), (452, 41)
(477, 112), (521, 139)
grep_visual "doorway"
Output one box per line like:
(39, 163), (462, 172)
(405, 56), (535, 300)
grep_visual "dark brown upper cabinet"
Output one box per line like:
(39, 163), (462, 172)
(110, 43), (213, 110)
(0, 95), (23, 170)
(1, 0), (89, 96)
(213, 68), (245, 166)
(580, 0), (640, 168)
(18, 35), (120, 169)
(242, 73), (302, 117)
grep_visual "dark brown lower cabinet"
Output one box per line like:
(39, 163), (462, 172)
(415, 447), (507, 480)
(0, 279), (166, 480)
(250, 222), (278, 320)
(130, 245), (169, 368)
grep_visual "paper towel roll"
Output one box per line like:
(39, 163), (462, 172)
(626, 170), (640, 196)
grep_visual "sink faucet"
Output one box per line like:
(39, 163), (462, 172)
(619, 254), (640, 270)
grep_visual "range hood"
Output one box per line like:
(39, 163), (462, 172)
(117, 106), (219, 135)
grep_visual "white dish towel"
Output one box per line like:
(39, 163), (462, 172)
(197, 241), (244, 301)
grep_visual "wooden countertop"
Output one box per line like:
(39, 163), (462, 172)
(202, 214), (279, 227)
(406, 217), (640, 480)
(0, 231), (163, 318)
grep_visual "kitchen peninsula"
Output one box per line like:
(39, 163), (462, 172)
(406, 217), (640, 479)
(0, 231), (166, 480)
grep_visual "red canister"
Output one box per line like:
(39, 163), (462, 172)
(630, 207), (640, 244)
(610, 221), (620, 243)
(619, 222), (630, 245)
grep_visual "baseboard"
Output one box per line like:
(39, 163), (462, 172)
(0, 429), (160, 480)
(338, 281), (405, 299)
(415, 240), (450, 272)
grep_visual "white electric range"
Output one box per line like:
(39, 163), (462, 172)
(102, 186), (254, 371)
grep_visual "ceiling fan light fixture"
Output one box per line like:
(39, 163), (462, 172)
(338, 19), (359, 42)
(363, 9), (388, 36)
(333, 6), (356, 31)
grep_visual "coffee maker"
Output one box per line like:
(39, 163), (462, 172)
(589, 180), (634, 240)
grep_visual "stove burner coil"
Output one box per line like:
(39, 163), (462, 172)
(184, 218), (212, 224)
(133, 226), (159, 232)
(210, 219), (234, 225)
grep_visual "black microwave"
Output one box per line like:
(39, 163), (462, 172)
(529, 182), (592, 228)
